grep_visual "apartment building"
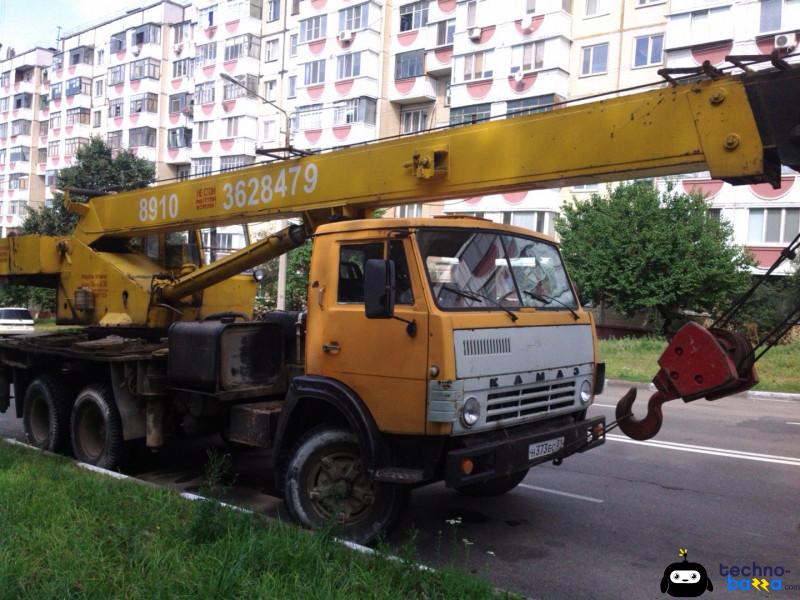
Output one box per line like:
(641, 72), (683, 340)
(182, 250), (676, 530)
(0, 47), (53, 237)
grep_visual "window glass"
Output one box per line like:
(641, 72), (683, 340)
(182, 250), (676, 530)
(389, 241), (414, 305)
(747, 209), (764, 243)
(765, 208), (782, 242)
(338, 243), (384, 303)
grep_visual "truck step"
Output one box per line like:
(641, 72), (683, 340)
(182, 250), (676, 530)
(226, 401), (283, 448)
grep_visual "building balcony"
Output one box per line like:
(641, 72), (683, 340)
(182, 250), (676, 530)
(426, 46), (453, 77)
(219, 55), (261, 80)
(57, 62), (95, 82)
(166, 145), (192, 164)
(328, 75), (380, 101)
(191, 136), (256, 159)
(295, 122), (377, 150)
(129, 145), (158, 162)
(389, 75), (438, 105)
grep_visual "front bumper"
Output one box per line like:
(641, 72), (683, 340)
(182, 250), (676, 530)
(444, 415), (605, 487)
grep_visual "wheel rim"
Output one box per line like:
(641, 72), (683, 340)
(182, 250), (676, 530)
(28, 392), (50, 445)
(306, 450), (376, 524)
(75, 402), (106, 462)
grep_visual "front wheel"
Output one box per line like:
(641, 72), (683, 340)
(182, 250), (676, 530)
(283, 427), (408, 544)
(454, 468), (529, 497)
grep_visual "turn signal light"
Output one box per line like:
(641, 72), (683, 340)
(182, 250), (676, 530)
(592, 423), (605, 438)
(461, 458), (474, 475)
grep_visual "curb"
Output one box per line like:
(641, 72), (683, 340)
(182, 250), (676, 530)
(606, 379), (800, 402)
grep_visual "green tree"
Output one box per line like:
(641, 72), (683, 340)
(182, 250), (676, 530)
(22, 137), (155, 236)
(4, 138), (156, 311)
(556, 181), (752, 333)
(256, 241), (312, 312)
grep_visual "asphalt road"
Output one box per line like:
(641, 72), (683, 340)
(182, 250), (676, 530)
(2, 382), (799, 599)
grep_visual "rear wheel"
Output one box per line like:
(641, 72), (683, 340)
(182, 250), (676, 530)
(70, 384), (123, 470)
(22, 375), (73, 453)
(454, 468), (529, 497)
(283, 427), (409, 544)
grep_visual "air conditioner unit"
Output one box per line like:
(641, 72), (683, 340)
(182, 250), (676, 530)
(174, 43), (184, 55)
(468, 27), (482, 41)
(513, 70), (524, 83)
(774, 32), (797, 50)
(520, 15), (534, 30)
(338, 30), (353, 42)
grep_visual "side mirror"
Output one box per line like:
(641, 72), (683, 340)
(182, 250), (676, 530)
(364, 259), (395, 319)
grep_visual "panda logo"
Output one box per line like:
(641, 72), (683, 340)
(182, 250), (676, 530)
(661, 548), (714, 597)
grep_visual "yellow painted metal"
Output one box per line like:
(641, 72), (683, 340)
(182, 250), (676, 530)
(0, 236), (62, 279)
(68, 73), (770, 244)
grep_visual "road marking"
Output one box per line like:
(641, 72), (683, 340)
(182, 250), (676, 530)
(519, 483), (604, 504)
(787, 422), (800, 426)
(606, 434), (800, 467)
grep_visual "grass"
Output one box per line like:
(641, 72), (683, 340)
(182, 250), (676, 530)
(0, 443), (506, 600)
(600, 337), (800, 393)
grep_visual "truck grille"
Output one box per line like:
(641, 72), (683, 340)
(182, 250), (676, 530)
(462, 337), (512, 356)
(485, 379), (576, 424)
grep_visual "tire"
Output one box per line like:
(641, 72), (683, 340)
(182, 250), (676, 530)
(283, 427), (409, 544)
(22, 375), (73, 453)
(454, 468), (529, 497)
(70, 384), (124, 470)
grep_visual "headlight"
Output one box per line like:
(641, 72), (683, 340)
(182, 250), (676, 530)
(461, 396), (481, 427)
(580, 380), (592, 405)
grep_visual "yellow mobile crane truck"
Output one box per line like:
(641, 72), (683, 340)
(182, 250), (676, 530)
(1, 63), (799, 541)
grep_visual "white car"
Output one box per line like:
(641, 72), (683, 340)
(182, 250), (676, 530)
(0, 307), (35, 335)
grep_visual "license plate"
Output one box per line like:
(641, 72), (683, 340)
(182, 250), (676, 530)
(528, 436), (565, 460)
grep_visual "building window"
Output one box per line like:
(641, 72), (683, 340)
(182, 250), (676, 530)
(66, 77), (91, 97)
(107, 130), (122, 150)
(585, 0), (604, 17)
(395, 50), (424, 79)
(760, 0), (782, 33)
(449, 103), (491, 125)
(48, 141), (59, 157)
(49, 111), (62, 129)
(195, 42), (217, 65)
(264, 80), (277, 101)
(9, 146), (30, 162)
(222, 74), (257, 100)
(581, 42), (608, 76)
(108, 98), (124, 118)
(0, 123), (6, 138)
(337, 52), (362, 79)
(199, 5), (215, 28)
(224, 116), (241, 137)
(45, 170), (57, 186)
(39, 119), (49, 137)
(69, 46), (93, 65)
(292, 0), (300, 15)
(37, 147), (47, 164)
(401, 105), (429, 133)
(110, 32), (126, 52)
(436, 20), (455, 46)
(527, 0), (537, 13)
(64, 137), (89, 156)
(173, 22), (193, 43)
(511, 42), (544, 72)
(297, 104), (323, 130)
(177, 166), (191, 181)
(748, 208), (799, 243)
(507, 95), (555, 116)
(173, 58), (194, 78)
(288, 75), (297, 98)
(193, 157), (213, 177)
(0, 97), (7, 112)
(289, 34), (298, 57)
(195, 81), (215, 105)
(267, 0), (280, 21)
(196, 121), (211, 140)
(96, 49), (105, 65)
(11, 119), (31, 136)
(130, 58), (160, 81)
(8, 174), (29, 190)
(463, 50), (493, 81)
(224, 34), (261, 61)
(65, 108), (90, 126)
(339, 2), (369, 31)
(132, 24), (160, 46)
(129, 127), (156, 147)
(130, 93), (158, 114)
(94, 79), (104, 97)
(509, 211), (555, 235)
(333, 97), (376, 126)
(13, 93), (32, 109)
(303, 59), (326, 85)
(107, 65), (125, 85)
(689, 7), (728, 37)
(169, 92), (192, 114)
(220, 155), (252, 171)
(264, 38), (280, 62)
(93, 110), (102, 128)
(50, 83), (62, 101)
(300, 15), (327, 43)
(0, 71), (9, 86)
(400, 1), (428, 32)
(168, 127), (192, 148)
(633, 33), (663, 68)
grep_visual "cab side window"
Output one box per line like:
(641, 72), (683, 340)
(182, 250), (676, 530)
(338, 243), (384, 303)
(389, 240), (414, 305)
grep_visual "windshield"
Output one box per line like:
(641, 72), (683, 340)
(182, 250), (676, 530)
(417, 229), (577, 311)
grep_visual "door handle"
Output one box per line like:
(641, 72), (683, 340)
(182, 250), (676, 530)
(322, 342), (341, 354)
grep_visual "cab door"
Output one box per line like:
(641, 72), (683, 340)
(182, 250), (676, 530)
(306, 235), (429, 435)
